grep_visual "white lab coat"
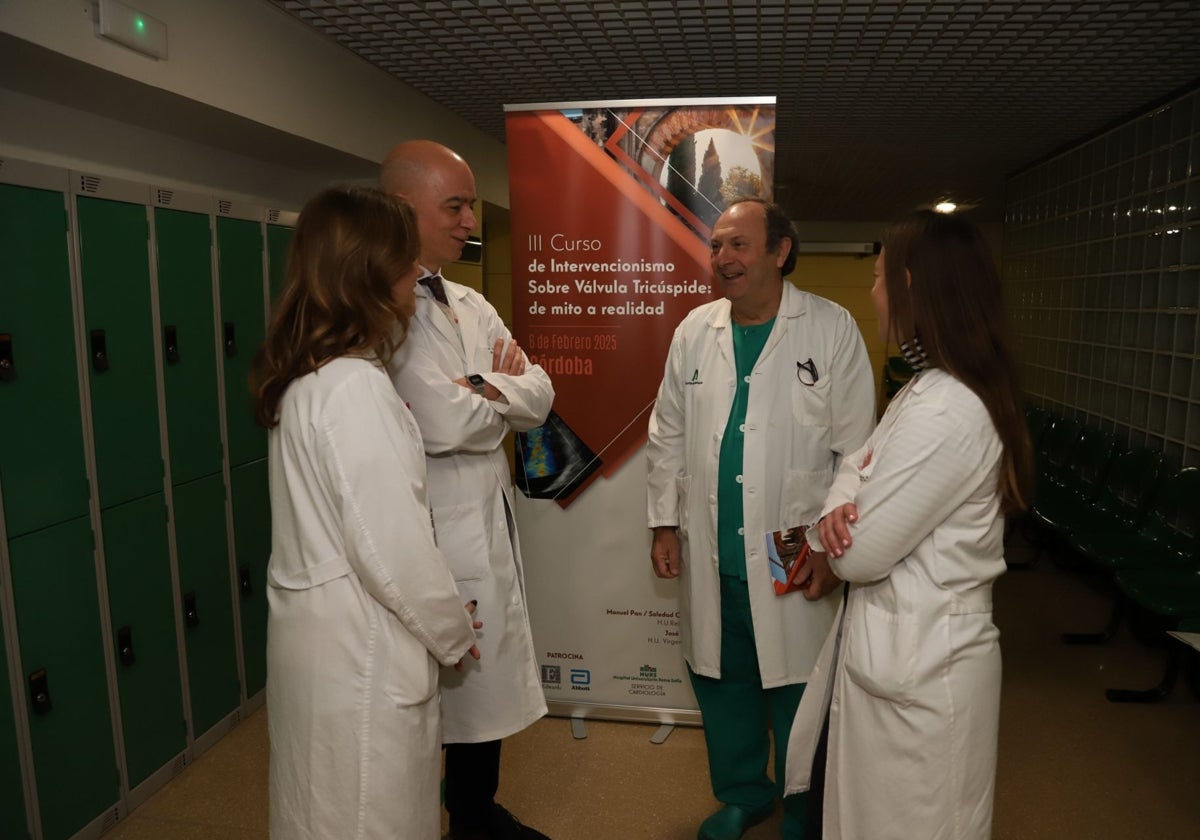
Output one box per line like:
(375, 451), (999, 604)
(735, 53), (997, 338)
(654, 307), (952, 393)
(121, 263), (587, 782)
(784, 368), (1006, 840)
(266, 357), (476, 840)
(646, 282), (875, 687)
(388, 278), (553, 743)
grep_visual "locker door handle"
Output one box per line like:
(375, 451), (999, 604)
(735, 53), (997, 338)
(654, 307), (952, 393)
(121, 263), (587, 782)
(224, 322), (237, 358)
(238, 564), (253, 599)
(28, 669), (52, 714)
(90, 329), (109, 372)
(0, 333), (15, 382)
(183, 591), (200, 628)
(117, 625), (136, 667)
(164, 325), (180, 364)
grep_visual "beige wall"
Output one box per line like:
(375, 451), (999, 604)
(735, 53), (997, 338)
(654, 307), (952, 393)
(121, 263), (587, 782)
(482, 202), (514, 327)
(793, 254), (885, 414)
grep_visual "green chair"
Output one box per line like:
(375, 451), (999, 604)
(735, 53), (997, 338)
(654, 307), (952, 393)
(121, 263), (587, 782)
(1107, 564), (1200, 702)
(1029, 425), (1117, 541)
(1099, 465), (1200, 700)
(1011, 414), (1079, 564)
(1058, 455), (1173, 644)
(1005, 406), (1054, 549)
(1075, 467), (1200, 701)
(1050, 447), (1165, 554)
(1074, 467), (1199, 576)
(1025, 406), (1051, 451)
(1033, 415), (1081, 501)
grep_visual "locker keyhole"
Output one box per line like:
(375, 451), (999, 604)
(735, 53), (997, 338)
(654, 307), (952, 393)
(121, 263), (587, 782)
(224, 322), (238, 358)
(90, 329), (109, 372)
(164, 325), (180, 364)
(28, 669), (52, 715)
(238, 564), (253, 599)
(117, 625), (136, 667)
(0, 333), (15, 382)
(183, 591), (200, 628)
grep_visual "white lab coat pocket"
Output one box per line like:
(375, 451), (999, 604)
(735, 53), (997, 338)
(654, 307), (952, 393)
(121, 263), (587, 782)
(430, 502), (490, 582)
(378, 610), (440, 708)
(842, 599), (918, 707)
(791, 376), (833, 428)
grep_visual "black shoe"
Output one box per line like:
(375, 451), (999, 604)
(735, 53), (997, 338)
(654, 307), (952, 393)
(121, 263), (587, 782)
(489, 804), (550, 840)
(449, 804), (550, 840)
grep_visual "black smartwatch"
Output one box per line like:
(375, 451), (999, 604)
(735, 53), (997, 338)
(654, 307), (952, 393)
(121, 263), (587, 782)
(467, 373), (487, 396)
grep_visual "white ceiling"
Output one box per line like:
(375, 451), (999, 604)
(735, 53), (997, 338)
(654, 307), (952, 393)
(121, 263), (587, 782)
(269, 0), (1200, 222)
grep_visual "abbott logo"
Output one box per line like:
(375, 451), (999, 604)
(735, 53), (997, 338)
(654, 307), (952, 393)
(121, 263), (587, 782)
(569, 669), (591, 687)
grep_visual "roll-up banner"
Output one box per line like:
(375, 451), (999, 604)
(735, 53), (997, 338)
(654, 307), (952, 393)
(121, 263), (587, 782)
(505, 97), (776, 723)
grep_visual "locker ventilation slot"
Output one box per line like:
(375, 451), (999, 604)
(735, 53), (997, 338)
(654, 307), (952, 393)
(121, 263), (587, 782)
(156, 188), (175, 206)
(172, 754), (187, 774)
(218, 199), (233, 215)
(268, 209), (281, 223)
(102, 807), (119, 833)
(79, 175), (102, 193)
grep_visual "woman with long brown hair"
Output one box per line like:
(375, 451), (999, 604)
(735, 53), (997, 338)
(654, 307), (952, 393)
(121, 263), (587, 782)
(784, 210), (1033, 839)
(251, 186), (478, 840)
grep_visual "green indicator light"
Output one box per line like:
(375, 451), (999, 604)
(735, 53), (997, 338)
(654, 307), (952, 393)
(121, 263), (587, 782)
(135, 18), (145, 31)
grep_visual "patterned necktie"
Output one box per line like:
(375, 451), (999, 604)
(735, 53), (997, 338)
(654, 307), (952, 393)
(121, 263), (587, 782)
(419, 274), (449, 305)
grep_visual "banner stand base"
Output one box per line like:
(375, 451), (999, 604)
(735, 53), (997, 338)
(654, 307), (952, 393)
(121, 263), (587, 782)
(570, 716), (587, 740)
(650, 723), (675, 745)
(547, 700), (702, 729)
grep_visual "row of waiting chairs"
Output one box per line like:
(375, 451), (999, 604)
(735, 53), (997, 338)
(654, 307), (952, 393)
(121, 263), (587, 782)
(1021, 408), (1200, 703)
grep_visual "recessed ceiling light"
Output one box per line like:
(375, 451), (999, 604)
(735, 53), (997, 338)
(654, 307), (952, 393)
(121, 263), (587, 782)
(934, 201), (957, 213)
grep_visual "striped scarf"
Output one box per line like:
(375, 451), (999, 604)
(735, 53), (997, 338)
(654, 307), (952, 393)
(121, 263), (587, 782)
(898, 334), (929, 372)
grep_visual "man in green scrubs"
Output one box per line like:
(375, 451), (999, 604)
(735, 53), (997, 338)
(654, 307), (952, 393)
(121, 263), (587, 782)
(647, 198), (875, 840)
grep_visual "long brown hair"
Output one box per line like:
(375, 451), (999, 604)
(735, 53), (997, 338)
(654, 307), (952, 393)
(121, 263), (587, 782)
(250, 186), (419, 428)
(882, 210), (1034, 513)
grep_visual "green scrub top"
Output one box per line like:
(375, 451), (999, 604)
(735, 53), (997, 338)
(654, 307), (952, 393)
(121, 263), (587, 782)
(717, 317), (776, 579)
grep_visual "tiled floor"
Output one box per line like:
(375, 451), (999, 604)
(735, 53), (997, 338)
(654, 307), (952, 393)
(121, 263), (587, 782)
(99, 535), (1200, 840)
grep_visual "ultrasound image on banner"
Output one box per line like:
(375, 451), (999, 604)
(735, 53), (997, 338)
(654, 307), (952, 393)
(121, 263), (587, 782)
(515, 409), (601, 501)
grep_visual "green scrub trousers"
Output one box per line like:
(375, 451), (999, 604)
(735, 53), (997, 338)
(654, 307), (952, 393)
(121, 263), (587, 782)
(688, 575), (808, 838)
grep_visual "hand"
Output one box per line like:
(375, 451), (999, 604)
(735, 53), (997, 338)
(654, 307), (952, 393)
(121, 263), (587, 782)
(492, 338), (525, 376)
(800, 549), (843, 601)
(650, 526), (681, 579)
(455, 600), (482, 671)
(817, 502), (858, 558)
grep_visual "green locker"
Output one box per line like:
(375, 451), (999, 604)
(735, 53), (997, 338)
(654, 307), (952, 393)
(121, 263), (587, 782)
(0, 183), (90, 537)
(0, 608), (30, 840)
(76, 196), (164, 509)
(171, 474), (239, 736)
(8, 516), (118, 840)
(217, 217), (267, 468)
(230, 458), (270, 697)
(266, 223), (293, 314)
(101, 493), (185, 788)
(155, 208), (223, 485)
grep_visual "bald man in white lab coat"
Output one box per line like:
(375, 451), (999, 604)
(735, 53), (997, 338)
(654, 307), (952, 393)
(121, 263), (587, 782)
(382, 140), (554, 840)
